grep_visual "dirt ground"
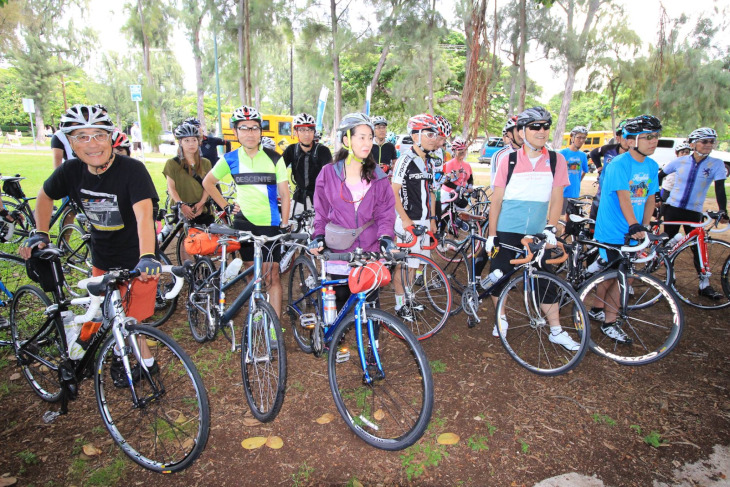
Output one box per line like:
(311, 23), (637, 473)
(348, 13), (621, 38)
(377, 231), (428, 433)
(1, 174), (729, 487)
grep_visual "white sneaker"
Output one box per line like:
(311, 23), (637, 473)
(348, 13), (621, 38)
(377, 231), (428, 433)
(492, 316), (508, 337)
(548, 330), (581, 351)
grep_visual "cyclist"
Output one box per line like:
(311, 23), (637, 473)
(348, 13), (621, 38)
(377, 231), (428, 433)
(391, 113), (441, 321)
(658, 127), (728, 300)
(202, 105), (290, 318)
(130, 121), (142, 156)
(370, 116), (398, 173)
(588, 120), (630, 221)
(439, 137), (473, 212)
(261, 136), (277, 151)
(485, 107), (578, 350)
(491, 116), (522, 178)
(309, 113), (395, 312)
(560, 126), (590, 214)
(184, 117), (231, 165)
(283, 112), (332, 216)
(659, 141), (691, 204)
(592, 115), (663, 343)
(19, 104), (161, 382)
(111, 129), (131, 157)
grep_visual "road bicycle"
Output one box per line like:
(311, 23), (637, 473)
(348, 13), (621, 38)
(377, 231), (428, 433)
(578, 234), (685, 365)
(185, 224), (306, 422)
(286, 247), (433, 450)
(0, 251), (33, 346)
(9, 247), (208, 473)
(434, 183), (485, 262)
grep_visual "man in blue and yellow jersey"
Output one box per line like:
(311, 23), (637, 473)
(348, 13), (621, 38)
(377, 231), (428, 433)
(203, 105), (290, 317)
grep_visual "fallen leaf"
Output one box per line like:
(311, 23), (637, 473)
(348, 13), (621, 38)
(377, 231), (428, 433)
(265, 436), (283, 449)
(315, 413), (335, 424)
(241, 437), (267, 450)
(0, 477), (17, 486)
(242, 417), (261, 427)
(352, 480), (363, 487)
(437, 432), (460, 445)
(39, 366), (49, 372)
(8, 373), (20, 381)
(175, 413), (187, 424)
(473, 416), (483, 421)
(82, 444), (102, 456)
(482, 352), (496, 359)
(182, 439), (195, 450)
(146, 339), (158, 347)
(373, 409), (385, 421)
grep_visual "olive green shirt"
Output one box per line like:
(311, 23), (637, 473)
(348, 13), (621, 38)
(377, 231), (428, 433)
(162, 156), (213, 212)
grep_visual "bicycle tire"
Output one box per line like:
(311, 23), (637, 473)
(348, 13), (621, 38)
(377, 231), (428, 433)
(434, 220), (480, 262)
(56, 224), (92, 297)
(286, 255), (318, 354)
(669, 239), (730, 310)
(0, 253), (31, 346)
(379, 253), (452, 340)
(495, 271), (589, 376)
(722, 253), (730, 300)
(187, 257), (217, 343)
(241, 298), (286, 423)
(328, 308), (433, 450)
(579, 270), (684, 365)
(2, 200), (34, 245)
(10, 285), (63, 402)
(143, 253), (178, 327)
(437, 240), (470, 315)
(95, 324), (210, 473)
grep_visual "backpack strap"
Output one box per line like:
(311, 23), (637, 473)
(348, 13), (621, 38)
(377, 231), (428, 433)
(174, 156), (204, 186)
(505, 150), (557, 186)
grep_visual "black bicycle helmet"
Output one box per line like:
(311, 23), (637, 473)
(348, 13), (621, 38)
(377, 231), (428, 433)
(622, 115), (662, 137)
(516, 107), (552, 129)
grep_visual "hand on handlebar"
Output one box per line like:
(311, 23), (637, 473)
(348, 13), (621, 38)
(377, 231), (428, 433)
(628, 222), (647, 240)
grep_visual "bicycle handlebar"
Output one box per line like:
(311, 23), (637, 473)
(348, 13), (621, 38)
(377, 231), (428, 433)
(509, 237), (534, 265)
(508, 237), (567, 265)
(396, 225), (438, 250)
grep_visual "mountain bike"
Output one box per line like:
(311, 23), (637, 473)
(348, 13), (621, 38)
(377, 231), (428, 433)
(286, 247), (433, 450)
(9, 247), (207, 473)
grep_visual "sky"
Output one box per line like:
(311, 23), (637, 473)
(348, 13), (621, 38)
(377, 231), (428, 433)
(85, 0), (728, 105)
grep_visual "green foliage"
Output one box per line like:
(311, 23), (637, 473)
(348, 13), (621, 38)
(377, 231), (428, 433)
(17, 449), (39, 465)
(519, 438), (530, 454)
(591, 413), (617, 426)
(467, 435), (490, 452)
(429, 359), (447, 373)
(642, 430), (666, 448)
(291, 461), (314, 487)
(400, 442), (449, 481)
(85, 457), (127, 486)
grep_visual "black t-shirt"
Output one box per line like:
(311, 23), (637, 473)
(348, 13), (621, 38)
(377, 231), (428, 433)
(43, 155), (159, 271)
(282, 143), (332, 202)
(200, 136), (228, 164)
(50, 134), (74, 161)
(371, 142), (397, 166)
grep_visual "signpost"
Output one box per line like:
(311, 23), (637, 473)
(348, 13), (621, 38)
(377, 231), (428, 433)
(129, 85), (145, 163)
(22, 98), (37, 150)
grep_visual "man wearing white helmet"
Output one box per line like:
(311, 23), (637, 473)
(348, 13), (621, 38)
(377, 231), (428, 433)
(559, 126), (590, 214)
(369, 115), (397, 173)
(658, 127), (728, 300)
(283, 112), (332, 216)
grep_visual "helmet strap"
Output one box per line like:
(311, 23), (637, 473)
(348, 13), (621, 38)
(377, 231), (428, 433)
(520, 129), (541, 153)
(94, 153), (115, 176)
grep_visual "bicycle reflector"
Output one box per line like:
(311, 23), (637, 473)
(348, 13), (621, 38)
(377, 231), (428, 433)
(348, 261), (391, 294)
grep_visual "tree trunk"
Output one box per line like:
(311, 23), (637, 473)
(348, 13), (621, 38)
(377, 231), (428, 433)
(237, 0), (246, 103)
(367, 0), (403, 98)
(193, 14), (206, 134)
(552, 63), (576, 148)
(330, 0), (342, 134)
(137, 0), (153, 86)
(508, 63), (517, 115)
(427, 49), (434, 113)
(243, 0), (252, 105)
(517, 0), (527, 113)
(34, 106), (45, 144)
(255, 85), (261, 111)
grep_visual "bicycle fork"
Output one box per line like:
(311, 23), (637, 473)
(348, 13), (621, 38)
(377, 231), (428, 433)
(354, 297), (384, 385)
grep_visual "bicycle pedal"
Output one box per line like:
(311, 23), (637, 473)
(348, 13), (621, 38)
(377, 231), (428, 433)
(42, 410), (62, 424)
(299, 313), (317, 330)
(336, 347), (350, 363)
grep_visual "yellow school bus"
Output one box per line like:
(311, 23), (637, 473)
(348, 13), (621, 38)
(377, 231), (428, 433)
(221, 113), (296, 154)
(561, 130), (614, 152)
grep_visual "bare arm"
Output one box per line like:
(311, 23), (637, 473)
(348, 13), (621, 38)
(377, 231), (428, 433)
(278, 180), (290, 226)
(488, 187), (504, 237)
(391, 182), (414, 229)
(616, 189), (646, 239)
(52, 148), (64, 169)
(132, 198), (157, 281)
(202, 172), (229, 210)
(547, 186), (564, 227)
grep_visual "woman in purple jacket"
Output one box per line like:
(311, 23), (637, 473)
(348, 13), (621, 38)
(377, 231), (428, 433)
(310, 113), (396, 310)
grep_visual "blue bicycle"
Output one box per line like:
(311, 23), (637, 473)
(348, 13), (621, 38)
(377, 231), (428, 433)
(286, 247), (433, 450)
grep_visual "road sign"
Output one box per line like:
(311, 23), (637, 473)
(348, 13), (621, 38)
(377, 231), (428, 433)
(130, 85), (142, 102)
(22, 98), (35, 113)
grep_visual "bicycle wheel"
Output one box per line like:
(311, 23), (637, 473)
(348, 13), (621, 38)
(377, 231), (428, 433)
(328, 308), (433, 450)
(437, 241), (470, 315)
(1, 200), (34, 245)
(143, 253), (178, 327)
(434, 222), (480, 262)
(579, 270), (684, 365)
(286, 255), (318, 354)
(722, 253), (730, 300)
(10, 285), (62, 402)
(0, 253), (31, 346)
(495, 271), (589, 376)
(379, 253), (451, 340)
(187, 257), (217, 343)
(95, 324), (209, 473)
(241, 298), (286, 422)
(670, 239), (730, 309)
(56, 224), (92, 297)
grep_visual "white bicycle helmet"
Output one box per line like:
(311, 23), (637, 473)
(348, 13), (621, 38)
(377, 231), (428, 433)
(230, 105), (262, 129)
(674, 141), (691, 153)
(434, 115), (452, 137)
(687, 127), (717, 142)
(59, 105), (114, 134)
(372, 116), (388, 126)
(174, 123), (200, 139)
(337, 113), (374, 142)
(293, 113), (316, 128)
(570, 126), (589, 135)
(261, 136), (276, 150)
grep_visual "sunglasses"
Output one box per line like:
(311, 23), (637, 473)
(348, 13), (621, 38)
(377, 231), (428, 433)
(638, 133), (661, 141)
(526, 122), (551, 131)
(696, 139), (716, 144)
(236, 126), (261, 133)
(421, 131), (439, 140)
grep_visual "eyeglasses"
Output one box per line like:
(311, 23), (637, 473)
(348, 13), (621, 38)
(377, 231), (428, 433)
(526, 122), (551, 131)
(68, 133), (111, 144)
(421, 131), (439, 140)
(236, 126), (261, 133)
(296, 127), (315, 134)
(638, 133), (661, 141)
(696, 139), (716, 144)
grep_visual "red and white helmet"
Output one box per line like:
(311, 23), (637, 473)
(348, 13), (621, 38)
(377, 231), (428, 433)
(451, 137), (467, 152)
(230, 105), (262, 128)
(111, 130), (131, 149)
(434, 115), (452, 137)
(407, 114), (438, 134)
(293, 112), (316, 128)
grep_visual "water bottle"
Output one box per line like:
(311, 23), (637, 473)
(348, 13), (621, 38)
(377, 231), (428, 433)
(480, 269), (503, 290)
(279, 246), (295, 273)
(586, 257), (606, 275)
(62, 311), (84, 360)
(665, 233), (683, 250)
(222, 258), (243, 285)
(323, 287), (337, 325)
(157, 220), (173, 244)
